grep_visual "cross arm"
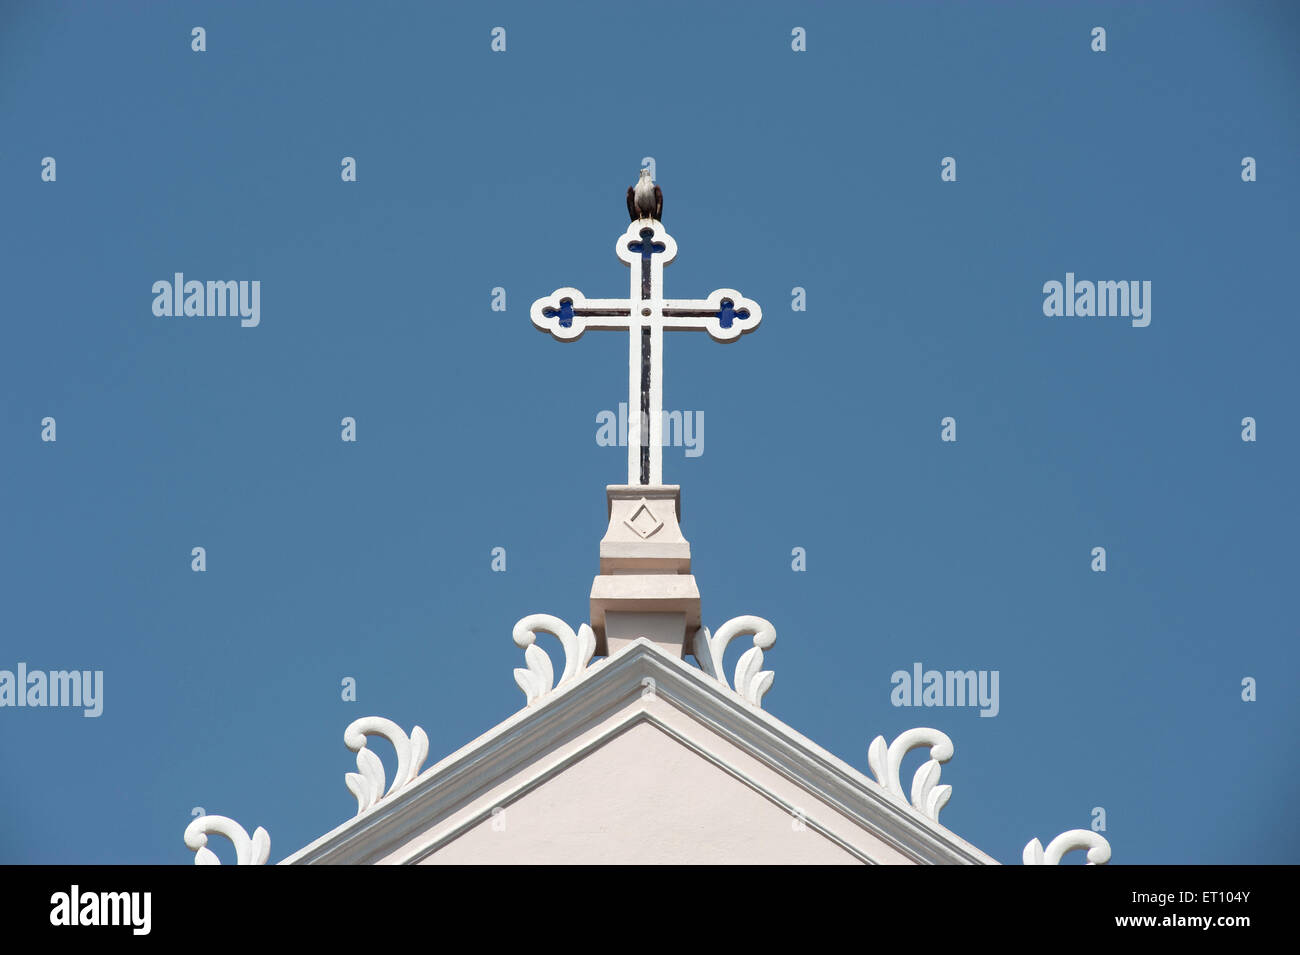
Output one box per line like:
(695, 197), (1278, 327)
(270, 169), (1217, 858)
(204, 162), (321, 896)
(530, 287), (635, 341)
(659, 288), (763, 341)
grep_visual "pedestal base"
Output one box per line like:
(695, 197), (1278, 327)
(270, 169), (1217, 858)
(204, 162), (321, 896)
(589, 485), (701, 658)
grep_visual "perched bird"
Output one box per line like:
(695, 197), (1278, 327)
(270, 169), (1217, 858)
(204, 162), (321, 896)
(627, 168), (663, 222)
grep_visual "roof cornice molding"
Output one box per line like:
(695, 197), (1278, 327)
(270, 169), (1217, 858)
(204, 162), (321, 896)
(279, 639), (998, 866)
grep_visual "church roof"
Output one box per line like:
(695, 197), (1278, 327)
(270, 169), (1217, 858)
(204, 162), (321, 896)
(279, 638), (997, 865)
(186, 624), (1109, 866)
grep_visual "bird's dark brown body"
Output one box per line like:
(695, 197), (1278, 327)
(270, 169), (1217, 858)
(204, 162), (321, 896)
(627, 176), (663, 221)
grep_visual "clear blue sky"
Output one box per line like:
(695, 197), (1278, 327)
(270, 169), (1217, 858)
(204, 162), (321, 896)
(2, 1), (1296, 865)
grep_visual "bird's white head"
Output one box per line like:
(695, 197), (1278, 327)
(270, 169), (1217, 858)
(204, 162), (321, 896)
(639, 167), (653, 182)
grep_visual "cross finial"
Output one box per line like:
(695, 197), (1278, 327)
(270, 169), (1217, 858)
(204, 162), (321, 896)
(531, 182), (761, 485)
(528, 177), (763, 656)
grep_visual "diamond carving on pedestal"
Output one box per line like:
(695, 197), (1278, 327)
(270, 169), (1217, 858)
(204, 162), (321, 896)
(624, 499), (664, 539)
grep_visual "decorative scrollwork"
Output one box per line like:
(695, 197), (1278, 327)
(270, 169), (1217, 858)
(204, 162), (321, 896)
(344, 717), (429, 815)
(512, 614), (597, 705)
(692, 616), (776, 708)
(183, 814), (270, 866)
(867, 728), (955, 821)
(1023, 829), (1112, 865)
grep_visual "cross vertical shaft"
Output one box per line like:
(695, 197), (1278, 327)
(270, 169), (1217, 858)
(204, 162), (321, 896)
(639, 232), (651, 483)
(639, 327), (650, 484)
(639, 226), (653, 480)
(625, 225), (667, 485)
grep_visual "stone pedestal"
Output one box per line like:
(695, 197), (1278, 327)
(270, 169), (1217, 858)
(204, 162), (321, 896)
(589, 485), (701, 657)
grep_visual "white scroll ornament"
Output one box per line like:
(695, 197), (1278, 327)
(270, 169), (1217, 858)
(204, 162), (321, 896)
(693, 616), (776, 707)
(512, 614), (597, 705)
(867, 728), (955, 821)
(344, 717), (430, 815)
(183, 814), (270, 866)
(1023, 829), (1112, 865)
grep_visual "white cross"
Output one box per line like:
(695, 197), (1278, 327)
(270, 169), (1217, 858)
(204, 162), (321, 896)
(530, 219), (762, 485)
